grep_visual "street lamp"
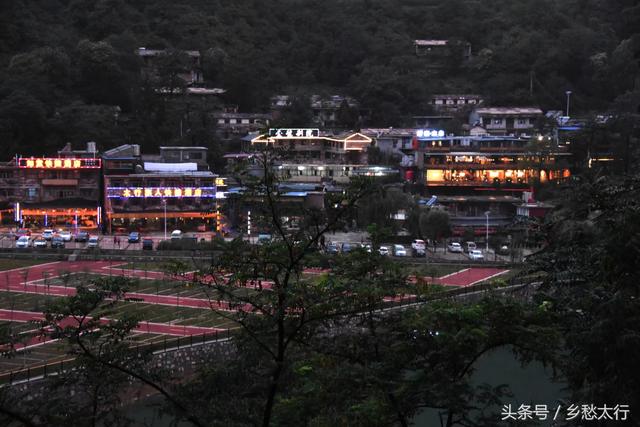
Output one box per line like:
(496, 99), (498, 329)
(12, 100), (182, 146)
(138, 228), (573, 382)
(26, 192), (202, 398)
(484, 211), (490, 252)
(565, 91), (572, 117)
(162, 199), (167, 240)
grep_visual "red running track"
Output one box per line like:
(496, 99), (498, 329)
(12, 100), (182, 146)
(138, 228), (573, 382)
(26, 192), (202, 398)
(431, 268), (508, 287)
(0, 308), (224, 337)
(0, 280), (254, 313)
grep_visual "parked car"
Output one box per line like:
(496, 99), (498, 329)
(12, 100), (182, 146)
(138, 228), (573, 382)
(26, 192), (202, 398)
(33, 237), (47, 248)
(75, 231), (90, 242)
(16, 236), (31, 248)
(142, 238), (154, 250)
(379, 246), (390, 256)
(413, 247), (426, 257)
(128, 231), (140, 243)
(447, 242), (463, 253)
(469, 249), (484, 261)
(325, 243), (339, 254)
(464, 242), (477, 253)
(393, 244), (407, 257)
(15, 228), (31, 240)
(411, 239), (426, 251)
(341, 242), (354, 253)
(42, 229), (54, 240)
(51, 236), (65, 248)
(497, 245), (510, 255)
(170, 230), (183, 240)
(58, 230), (72, 242)
(362, 243), (372, 253)
(257, 234), (272, 244)
(87, 236), (99, 248)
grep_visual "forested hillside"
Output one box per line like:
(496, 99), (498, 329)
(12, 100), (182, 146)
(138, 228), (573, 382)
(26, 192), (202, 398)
(0, 0), (638, 155)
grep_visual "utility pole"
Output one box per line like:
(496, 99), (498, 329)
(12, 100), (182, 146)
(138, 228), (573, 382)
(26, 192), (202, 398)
(484, 211), (490, 252)
(162, 199), (167, 240)
(529, 71), (534, 98)
(565, 91), (572, 117)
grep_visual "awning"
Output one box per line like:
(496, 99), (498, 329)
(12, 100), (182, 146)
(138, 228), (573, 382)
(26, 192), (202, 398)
(108, 212), (218, 219)
(21, 208), (98, 217)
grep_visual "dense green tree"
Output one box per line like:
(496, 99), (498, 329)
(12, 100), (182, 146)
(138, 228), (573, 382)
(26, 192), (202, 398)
(419, 210), (451, 243)
(531, 174), (640, 424)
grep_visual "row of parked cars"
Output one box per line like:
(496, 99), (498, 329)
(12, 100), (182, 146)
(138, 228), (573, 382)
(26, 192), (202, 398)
(15, 228), (100, 249)
(13, 228), (185, 250)
(325, 242), (416, 257)
(447, 241), (484, 260)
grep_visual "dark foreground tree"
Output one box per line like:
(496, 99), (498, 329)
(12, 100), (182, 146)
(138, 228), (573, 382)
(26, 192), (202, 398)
(531, 174), (640, 424)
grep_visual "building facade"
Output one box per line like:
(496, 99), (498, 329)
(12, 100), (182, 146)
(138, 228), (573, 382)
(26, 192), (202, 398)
(102, 145), (226, 233)
(431, 94), (483, 112)
(250, 129), (372, 164)
(470, 107), (543, 136)
(0, 143), (102, 229)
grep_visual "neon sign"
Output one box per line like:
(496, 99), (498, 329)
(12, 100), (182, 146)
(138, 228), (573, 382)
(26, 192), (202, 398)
(416, 129), (445, 138)
(18, 157), (101, 169)
(106, 187), (220, 198)
(268, 128), (320, 138)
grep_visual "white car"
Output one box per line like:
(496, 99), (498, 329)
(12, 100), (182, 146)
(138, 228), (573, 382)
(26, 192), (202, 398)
(87, 236), (99, 248)
(379, 246), (390, 256)
(411, 239), (426, 251)
(469, 249), (484, 261)
(16, 236), (31, 248)
(42, 229), (54, 240)
(393, 244), (407, 257)
(58, 230), (72, 241)
(447, 242), (463, 253)
(33, 237), (47, 248)
(170, 230), (183, 240)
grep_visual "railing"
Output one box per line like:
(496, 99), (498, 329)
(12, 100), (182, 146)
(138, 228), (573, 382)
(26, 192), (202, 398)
(0, 329), (234, 386)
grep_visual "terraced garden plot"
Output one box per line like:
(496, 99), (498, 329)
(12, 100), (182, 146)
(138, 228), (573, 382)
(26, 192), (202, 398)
(0, 292), (57, 313)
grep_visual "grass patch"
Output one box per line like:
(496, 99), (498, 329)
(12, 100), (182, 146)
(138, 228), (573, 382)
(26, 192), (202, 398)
(0, 259), (49, 272)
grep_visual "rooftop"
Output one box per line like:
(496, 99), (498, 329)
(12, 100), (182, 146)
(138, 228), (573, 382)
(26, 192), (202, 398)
(414, 40), (448, 46)
(432, 94), (483, 99)
(137, 48), (200, 57)
(160, 146), (208, 151)
(475, 107), (543, 116)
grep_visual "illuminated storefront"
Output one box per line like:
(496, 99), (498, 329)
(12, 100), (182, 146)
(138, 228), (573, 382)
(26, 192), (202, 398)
(251, 129), (372, 163)
(409, 133), (571, 188)
(0, 144), (103, 229)
(17, 157), (101, 169)
(104, 173), (227, 233)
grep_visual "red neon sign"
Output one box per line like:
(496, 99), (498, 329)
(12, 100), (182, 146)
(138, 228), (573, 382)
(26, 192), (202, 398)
(18, 158), (101, 169)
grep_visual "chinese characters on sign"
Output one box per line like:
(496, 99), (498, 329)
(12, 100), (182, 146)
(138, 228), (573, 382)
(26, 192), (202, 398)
(268, 128), (320, 138)
(18, 158), (101, 169)
(416, 129), (446, 138)
(501, 404), (630, 422)
(106, 187), (220, 198)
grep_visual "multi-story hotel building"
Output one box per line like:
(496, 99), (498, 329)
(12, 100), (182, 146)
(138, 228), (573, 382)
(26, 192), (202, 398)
(247, 128), (398, 184)
(469, 107), (543, 137)
(390, 131), (571, 230)
(0, 142), (102, 229)
(413, 134), (571, 188)
(102, 145), (226, 233)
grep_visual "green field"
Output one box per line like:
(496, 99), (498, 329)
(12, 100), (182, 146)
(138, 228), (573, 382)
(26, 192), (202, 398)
(0, 259), (49, 272)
